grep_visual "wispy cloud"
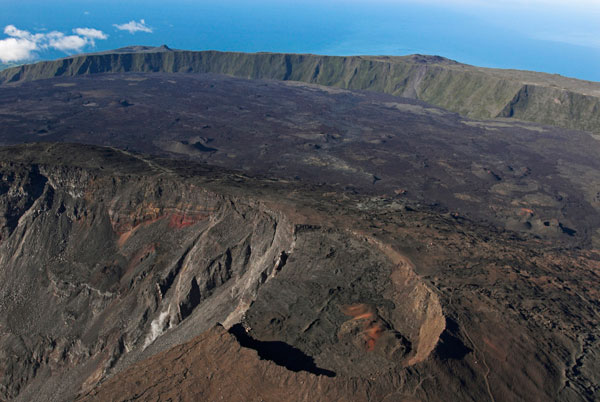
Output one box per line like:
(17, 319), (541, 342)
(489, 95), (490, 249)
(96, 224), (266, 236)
(0, 25), (108, 63)
(113, 19), (152, 34)
(4, 25), (45, 42)
(74, 28), (108, 40)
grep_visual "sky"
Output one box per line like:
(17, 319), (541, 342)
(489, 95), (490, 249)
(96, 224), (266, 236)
(0, 0), (599, 81)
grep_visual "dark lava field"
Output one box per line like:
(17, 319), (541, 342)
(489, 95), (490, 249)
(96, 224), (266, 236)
(2, 72), (600, 247)
(0, 64), (599, 401)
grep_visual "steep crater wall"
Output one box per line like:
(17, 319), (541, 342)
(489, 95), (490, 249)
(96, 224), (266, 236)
(240, 226), (445, 377)
(0, 162), (295, 401)
(1, 50), (599, 133)
(0, 158), (444, 400)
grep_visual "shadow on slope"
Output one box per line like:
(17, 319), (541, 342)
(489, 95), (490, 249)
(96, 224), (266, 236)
(229, 324), (336, 377)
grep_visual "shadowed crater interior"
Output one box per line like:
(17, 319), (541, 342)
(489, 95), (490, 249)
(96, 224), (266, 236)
(228, 324), (336, 377)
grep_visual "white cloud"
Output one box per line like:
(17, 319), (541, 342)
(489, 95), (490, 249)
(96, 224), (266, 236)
(0, 37), (38, 62)
(4, 25), (44, 42)
(74, 28), (108, 40)
(113, 19), (152, 34)
(47, 32), (90, 52)
(0, 25), (108, 63)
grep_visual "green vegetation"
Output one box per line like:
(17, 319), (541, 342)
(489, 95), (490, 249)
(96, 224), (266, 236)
(2, 48), (599, 133)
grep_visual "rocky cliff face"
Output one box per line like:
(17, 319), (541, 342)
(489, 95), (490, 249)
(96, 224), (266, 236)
(0, 154), (292, 400)
(1, 48), (599, 133)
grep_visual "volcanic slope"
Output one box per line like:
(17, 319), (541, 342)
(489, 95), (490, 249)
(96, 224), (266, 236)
(1, 72), (600, 248)
(1, 46), (600, 133)
(0, 143), (598, 402)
